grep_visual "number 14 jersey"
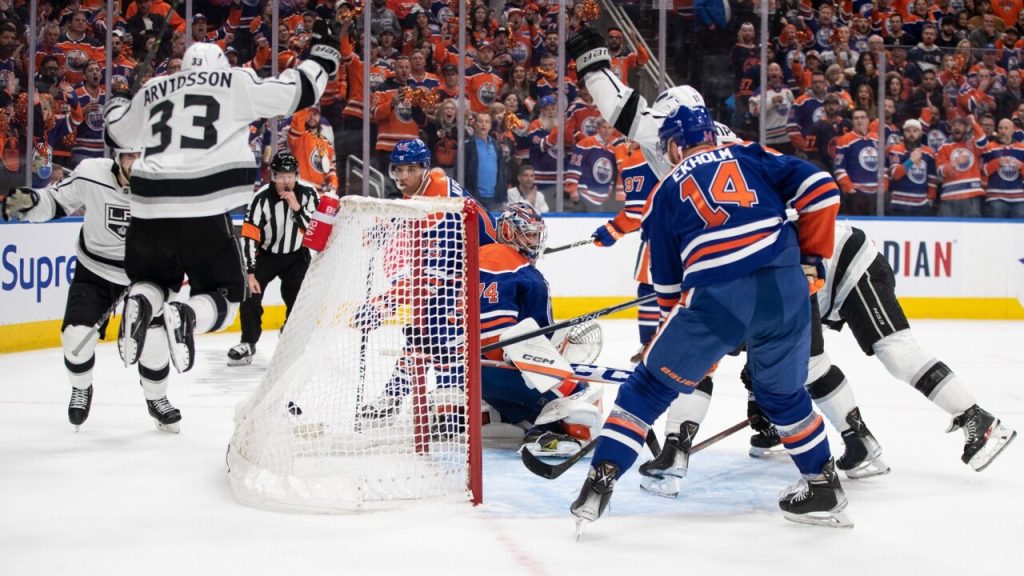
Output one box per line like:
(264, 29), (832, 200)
(641, 141), (840, 294)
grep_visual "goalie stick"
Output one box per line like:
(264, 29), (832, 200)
(72, 288), (128, 356)
(480, 359), (633, 386)
(481, 293), (656, 353)
(542, 238), (594, 256)
(521, 418), (750, 480)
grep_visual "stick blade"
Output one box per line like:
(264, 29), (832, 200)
(521, 439), (596, 479)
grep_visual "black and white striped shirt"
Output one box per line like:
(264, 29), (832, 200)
(240, 181), (318, 271)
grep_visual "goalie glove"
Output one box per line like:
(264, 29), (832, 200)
(591, 221), (625, 247)
(801, 255), (827, 295)
(308, 19), (341, 78)
(2, 187), (39, 221)
(566, 27), (611, 80)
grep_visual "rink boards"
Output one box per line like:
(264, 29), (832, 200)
(2, 215), (1024, 352)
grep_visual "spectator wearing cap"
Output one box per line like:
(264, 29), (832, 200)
(466, 41), (504, 113)
(981, 117), (1024, 217)
(970, 47), (1009, 91)
(935, 116), (988, 217)
(463, 111), (507, 211)
(997, 27), (1022, 69)
(888, 118), (940, 216)
(910, 23), (943, 73)
(490, 27), (517, 78)
(605, 27), (650, 85)
(436, 63), (461, 101)
(834, 108), (885, 215)
(788, 71), (829, 157)
(811, 92), (851, 170)
(959, 67), (997, 117)
(110, 30), (136, 91)
(187, 13), (213, 43)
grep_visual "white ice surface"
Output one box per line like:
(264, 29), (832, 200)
(1, 320), (1021, 576)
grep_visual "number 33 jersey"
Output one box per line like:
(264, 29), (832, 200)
(641, 141), (840, 294)
(103, 60), (328, 219)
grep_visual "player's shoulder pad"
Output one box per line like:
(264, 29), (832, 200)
(480, 243), (531, 274)
(74, 157), (118, 182)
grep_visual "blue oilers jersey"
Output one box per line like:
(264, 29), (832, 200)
(641, 142), (840, 300)
(478, 243), (553, 359)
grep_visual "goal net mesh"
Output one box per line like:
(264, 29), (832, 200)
(227, 195), (479, 512)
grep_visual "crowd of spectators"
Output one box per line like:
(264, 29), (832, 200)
(1, 0), (1022, 218)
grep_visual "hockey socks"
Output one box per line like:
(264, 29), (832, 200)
(774, 411), (832, 476)
(805, 360), (858, 434)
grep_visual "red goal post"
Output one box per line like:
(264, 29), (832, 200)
(227, 195), (481, 512)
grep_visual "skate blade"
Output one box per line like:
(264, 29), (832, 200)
(782, 508), (854, 529)
(639, 475), (680, 499)
(844, 457), (891, 479)
(74, 425), (82, 433)
(155, 421), (180, 434)
(971, 427), (1017, 472)
(574, 517), (591, 542)
(520, 442), (582, 459)
(749, 445), (788, 459)
(226, 357), (253, 367)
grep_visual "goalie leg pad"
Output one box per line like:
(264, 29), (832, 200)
(535, 383), (603, 431)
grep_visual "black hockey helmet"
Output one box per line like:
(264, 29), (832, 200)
(270, 152), (299, 174)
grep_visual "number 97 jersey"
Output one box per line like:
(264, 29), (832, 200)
(642, 141), (840, 293)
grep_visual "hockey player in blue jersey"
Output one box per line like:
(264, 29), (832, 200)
(567, 101), (846, 531)
(479, 203), (601, 456)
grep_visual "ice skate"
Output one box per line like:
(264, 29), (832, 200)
(68, 385), (93, 431)
(947, 405), (1017, 472)
(779, 459), (853, 528)
(836, 408), (890, 479)
(118, 295), (152, 367)
(358, 394), (404, 420)
(147, 396), (182, 433)
(571, 461), (619, 541)
(227, 343), (254, 366)
(749, 425), (786, 458)
(519, 428), (584, 459)
(639, 421), (699, 498)
(163, 302), (196, 373)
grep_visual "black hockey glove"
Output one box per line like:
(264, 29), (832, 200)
(740, 365), (773, 432)
(308, 19), (341, 78)
(2, 187), (39, 222)
(566, 27), (611, 80)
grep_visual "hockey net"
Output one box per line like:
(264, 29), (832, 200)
(227, 195), (481, 512)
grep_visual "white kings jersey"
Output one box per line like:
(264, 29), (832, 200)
(816, 222), (878, 324)
(103, 59), (328, 219)
(23, 158), (131, 285)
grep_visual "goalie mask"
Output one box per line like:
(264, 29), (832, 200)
(496, 202), (547, 261)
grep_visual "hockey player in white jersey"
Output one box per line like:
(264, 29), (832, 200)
(103, 23), (339, 375)
(2, 150), (182, 432)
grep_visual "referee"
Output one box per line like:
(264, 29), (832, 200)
(227, 152), (319, 366)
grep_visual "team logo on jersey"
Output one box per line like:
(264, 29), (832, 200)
(111, 74), (129, 88)
(86, 104), (105, 131)
(907, 159), (929, 184)
(816, 28), (831, 48)
(369, 71), (385, 91)
(592, 157), (614, 184)
(812, 106), (826, 123)
(309, 145), (330, 175)
(582, 116), (600, 136)
(477, 82), (498, 106)
(950, 147), (975, 171)
(105, 204), (130, 240)
(887, 131), (902, 148)
(396, 100), (414, 123)
(64, 49), (88, 71)
(927, 129), (947, 150)
(857, 146), (879, 171)
(998, 156), (1021, 180)
(774, 100), (790, 116)
(511, 41), (529, 63)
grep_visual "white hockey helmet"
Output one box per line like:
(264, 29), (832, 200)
(182, 42), (230, 71)
(714, 122), (740, 144)
(651, 85), (706, 117)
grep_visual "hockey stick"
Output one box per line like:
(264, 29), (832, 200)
(480, 359), (633, 386)
(72, 288), (128, 356)
(481, 293), (657, 353)
(542, 238), (594, 255)
(521, 419), (750, 480)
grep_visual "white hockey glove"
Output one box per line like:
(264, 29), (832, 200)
(2, 187), (39, 221)
(308, 19), (341, 78)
